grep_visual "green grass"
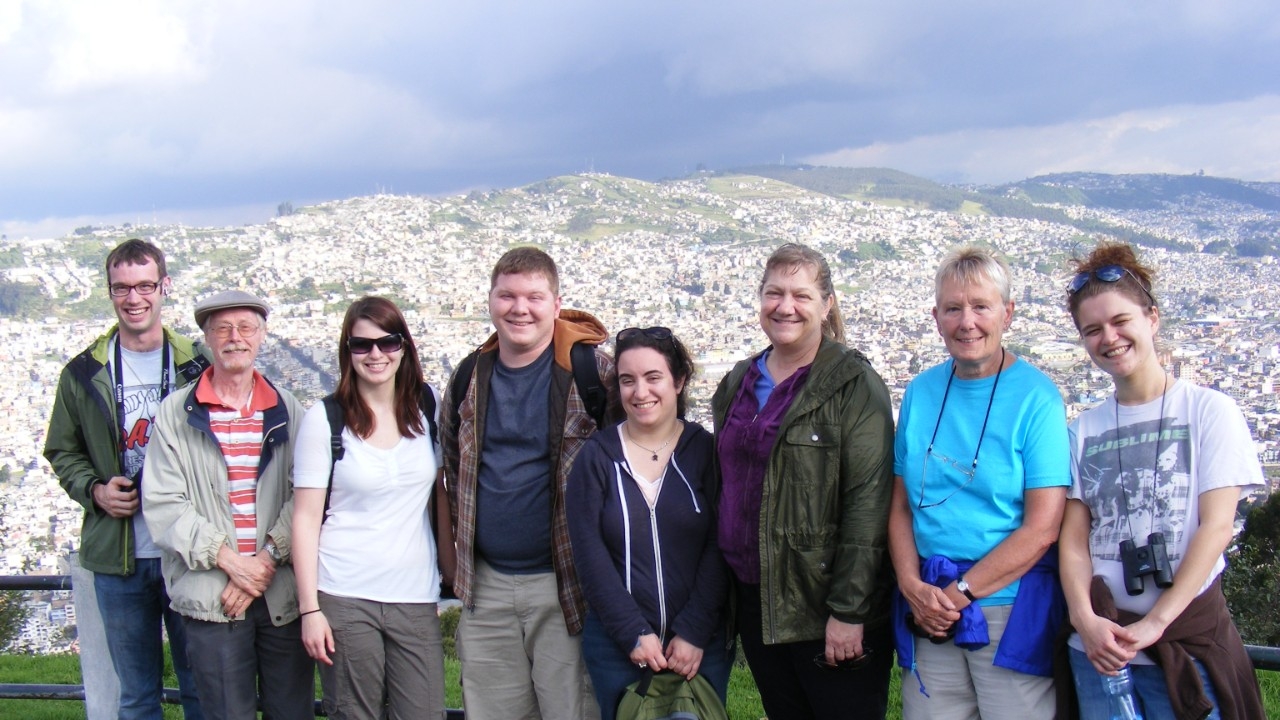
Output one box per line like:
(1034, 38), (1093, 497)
(3, 650), (1275, 719)
(0, 650), (798, 720)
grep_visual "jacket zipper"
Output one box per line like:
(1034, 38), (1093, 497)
(649, 506), (667, 639)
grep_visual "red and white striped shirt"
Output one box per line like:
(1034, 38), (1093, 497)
(194, 369), (279, 556)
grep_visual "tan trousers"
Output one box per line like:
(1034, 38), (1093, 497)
(318, 592), (446, 720)
(457, 560), (598, 720)
(902, 603), (1055, 720)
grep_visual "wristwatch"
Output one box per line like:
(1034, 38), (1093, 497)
(263, 540), (283, 566)
(956, 577), (977, 602)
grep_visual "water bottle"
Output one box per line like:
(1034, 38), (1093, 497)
(1100, 666), (1144, 720)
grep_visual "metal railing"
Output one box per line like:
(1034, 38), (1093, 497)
(3, 573), (1278, 712)
(0, 574), (465, 718)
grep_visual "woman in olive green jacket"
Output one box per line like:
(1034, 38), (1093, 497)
(712, 243), (895, 720)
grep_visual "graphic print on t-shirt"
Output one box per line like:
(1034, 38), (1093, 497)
(120, 378), (165, 481)
(1077, 417), (1191, 563)
(114, 344), (169, 558)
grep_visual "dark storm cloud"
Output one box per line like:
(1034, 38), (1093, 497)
(2, 0), (1278, 227)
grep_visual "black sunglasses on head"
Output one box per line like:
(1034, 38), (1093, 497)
(1068, 265), (1156, 306)
(347, 333), (405, 355)
(615, 326), (674, 345)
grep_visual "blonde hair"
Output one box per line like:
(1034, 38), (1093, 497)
(935, 246), (1012, 305)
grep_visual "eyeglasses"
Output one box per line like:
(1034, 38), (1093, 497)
(348, 333), (404, 355)
(918, 447), (977, 510)
(211, 322), (262, 339)
(109, 282), (161, 297)
(1068, 265), (1156, 306)
(616, 326), (673, 345)
(812, 648), (875, 671)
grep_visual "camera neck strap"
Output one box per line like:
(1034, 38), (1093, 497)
(1114, 372), (1168, 541)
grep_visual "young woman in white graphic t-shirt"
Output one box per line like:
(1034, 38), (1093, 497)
(1061, 243), (1264, 719)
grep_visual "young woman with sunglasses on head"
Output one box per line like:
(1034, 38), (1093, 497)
(566, 326), (732, 719)
(712, 243), (895, 719)
(888, 246), (1071, 720)
(1060, 244), (1264, 719)
(291, 296), (455, 720)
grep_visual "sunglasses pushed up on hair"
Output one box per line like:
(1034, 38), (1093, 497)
(1068, 265), (1156, 305)
(347, 333), (405, 355)
(615, 326), (674, 345)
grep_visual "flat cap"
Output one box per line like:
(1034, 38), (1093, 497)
(193, 289), (270, 328)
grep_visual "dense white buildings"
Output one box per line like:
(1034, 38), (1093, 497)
(2, 173), (1277, 650)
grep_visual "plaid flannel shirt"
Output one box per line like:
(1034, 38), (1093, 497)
(441, 322), (614, 635)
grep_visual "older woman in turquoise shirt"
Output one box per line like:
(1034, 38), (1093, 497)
(888, 246), (1071, 720)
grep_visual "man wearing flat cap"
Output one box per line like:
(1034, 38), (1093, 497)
(142, 289), (314, 720)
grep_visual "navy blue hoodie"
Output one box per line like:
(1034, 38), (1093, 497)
(567, 420), (727, 652)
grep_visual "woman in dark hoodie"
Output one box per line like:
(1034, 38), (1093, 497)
(567, 326), (730, 720)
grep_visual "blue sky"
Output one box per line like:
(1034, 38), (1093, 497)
(3, 1), (1279, 237)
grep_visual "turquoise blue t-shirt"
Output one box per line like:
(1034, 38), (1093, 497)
(893, 357), (1070, 604)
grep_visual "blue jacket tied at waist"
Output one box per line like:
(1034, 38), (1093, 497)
(892, 548), (1065, 695)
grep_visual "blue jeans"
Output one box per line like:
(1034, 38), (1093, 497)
(94, 557), (202, 720)
(1068, 646), (1221, 719)
(582, 612), (732, 720)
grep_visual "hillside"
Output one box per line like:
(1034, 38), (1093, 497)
(1002, 172), (1280, 211)
(994, 172), (1280, 255)
(723, 165), (1188, 251)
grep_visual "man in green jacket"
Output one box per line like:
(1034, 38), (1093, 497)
(44, 239), (210, 720)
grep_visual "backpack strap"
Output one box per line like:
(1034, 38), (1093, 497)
(450, 349), (481, 433)
(450, 342), (605, 430)
(417, 381), (455, 600)
(633, 668), (656, 696)
(419, 383), (439, 453)
(321, 385), (438, 523)
(320, 393), (344, 522)
(570, 341), (607, 429)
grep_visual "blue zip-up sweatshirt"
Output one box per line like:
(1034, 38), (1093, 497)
(566, 420), (727, 652)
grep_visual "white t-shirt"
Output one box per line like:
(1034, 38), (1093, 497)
(1067, 380), (1263, 659)
(293, 392), (443, 603)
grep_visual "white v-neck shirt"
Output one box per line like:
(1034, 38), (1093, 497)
(294, 400), (443, 603)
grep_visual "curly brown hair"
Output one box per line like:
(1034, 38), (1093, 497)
(1066, 242), (1157, 328)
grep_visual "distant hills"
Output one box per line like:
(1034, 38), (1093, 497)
(1001, 172), (1280, 212)
(721, 165), (1280, 255)
(724, 164), (1280, 214)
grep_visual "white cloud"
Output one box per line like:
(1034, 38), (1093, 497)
(0, 0), (21, 45)
(42, 0), (204, 94)
(805, 95), (1280, 184)
(4, 1), (1280, 220)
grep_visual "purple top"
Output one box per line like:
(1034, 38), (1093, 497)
(717, 353), (812, 584)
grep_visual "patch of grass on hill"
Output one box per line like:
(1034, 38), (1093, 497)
(705, 175), (813, 201)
